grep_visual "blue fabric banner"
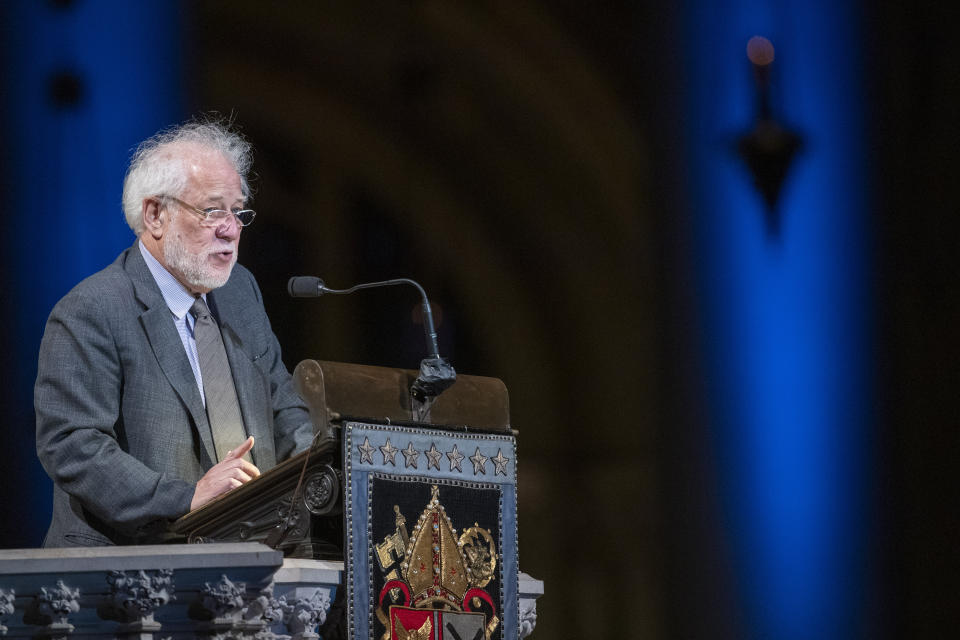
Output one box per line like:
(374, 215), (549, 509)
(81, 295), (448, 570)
(344, 421), (518, 640)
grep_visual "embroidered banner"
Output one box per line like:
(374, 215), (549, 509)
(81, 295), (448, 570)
(344, 421), (518, 640)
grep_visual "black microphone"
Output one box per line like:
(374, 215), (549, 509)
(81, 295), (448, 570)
(287, 275), (326, 298)
(287, 275), (456, 402)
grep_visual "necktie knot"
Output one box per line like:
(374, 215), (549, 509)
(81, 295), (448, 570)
(190, 297), (211, 321)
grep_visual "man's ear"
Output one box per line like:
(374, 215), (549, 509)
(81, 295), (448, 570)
(142, 197), (166, 239)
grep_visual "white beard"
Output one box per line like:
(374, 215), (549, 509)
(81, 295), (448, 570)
(163, 230), (237, 292)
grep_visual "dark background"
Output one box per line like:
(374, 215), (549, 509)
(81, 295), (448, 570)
(1, 1), (958, 638)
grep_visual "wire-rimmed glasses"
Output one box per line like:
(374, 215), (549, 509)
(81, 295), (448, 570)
(160, 195), (256, 228)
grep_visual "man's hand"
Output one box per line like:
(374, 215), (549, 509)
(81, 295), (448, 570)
(190, 436), (260, 511)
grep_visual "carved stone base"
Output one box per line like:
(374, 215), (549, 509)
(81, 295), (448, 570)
(113, 618), (162, 640)
(0, 544), (543, 638)
(29, 622), (73, 640)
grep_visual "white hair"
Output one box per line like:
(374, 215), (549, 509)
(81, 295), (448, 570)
(121, 117), (253, 235)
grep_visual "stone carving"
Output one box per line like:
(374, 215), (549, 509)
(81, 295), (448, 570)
(36, 581), (80, 621)
(243, 584), (283, 625)
(519, 600), (538, 639)
(239, 583), (288, 640)
(24, 580), (80, 638)
(0, 588), (15, 636)
(0, 546), (541, 639)
(190, 574), (249, 639)
(199, 574), (246, 622)
(280, 589), (330, 640)
(103, 569), (175, 624)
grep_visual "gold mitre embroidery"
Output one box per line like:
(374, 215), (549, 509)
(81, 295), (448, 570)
(402, 485), (470, 605)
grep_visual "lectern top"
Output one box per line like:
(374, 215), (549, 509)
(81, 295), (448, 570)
(293, 360), (511, 436)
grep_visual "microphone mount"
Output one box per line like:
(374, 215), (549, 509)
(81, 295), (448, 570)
(288, 276), (457, 413)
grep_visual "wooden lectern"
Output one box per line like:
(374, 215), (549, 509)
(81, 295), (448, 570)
(171, 360), (511, 559)
(173, 360), (525, 639)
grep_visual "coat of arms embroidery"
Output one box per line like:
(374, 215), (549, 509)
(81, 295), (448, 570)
(374, 485), (500, 640)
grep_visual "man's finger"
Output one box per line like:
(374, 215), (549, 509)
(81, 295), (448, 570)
(229, 468), (253, 484)
(237, 459), (261, 478)
(218, 457), (260, 477)
(225, 436), (255, 460)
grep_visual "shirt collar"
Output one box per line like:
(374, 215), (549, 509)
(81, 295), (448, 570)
(138, 240), (205, 319)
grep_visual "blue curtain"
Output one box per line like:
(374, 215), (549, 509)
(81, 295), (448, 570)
(682, 1), (873, 637)
(0, 0), (185, 547)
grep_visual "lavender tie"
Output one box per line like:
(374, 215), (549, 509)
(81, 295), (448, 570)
(190, 297), (249, 462)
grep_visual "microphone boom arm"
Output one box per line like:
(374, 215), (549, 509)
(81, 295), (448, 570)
(316, 278), (442, 360)
(288, 275), (456, 409)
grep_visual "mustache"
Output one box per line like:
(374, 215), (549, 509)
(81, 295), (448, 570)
(203, 244), (237, 255)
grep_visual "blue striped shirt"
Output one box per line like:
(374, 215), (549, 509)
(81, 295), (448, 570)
(138, 241), (207, 405)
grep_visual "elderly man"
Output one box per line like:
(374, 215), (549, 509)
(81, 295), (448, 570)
(35, 119), (313, 547)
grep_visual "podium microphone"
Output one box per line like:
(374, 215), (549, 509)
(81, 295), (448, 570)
(287, 275), (456, 402)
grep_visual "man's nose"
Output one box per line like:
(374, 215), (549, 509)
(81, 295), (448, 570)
(215, 214), (242, 239)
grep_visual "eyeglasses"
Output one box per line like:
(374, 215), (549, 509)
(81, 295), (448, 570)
(160, 195), (257, 228)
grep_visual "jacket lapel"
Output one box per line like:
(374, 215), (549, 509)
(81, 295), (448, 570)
(123, 244), (217, 468)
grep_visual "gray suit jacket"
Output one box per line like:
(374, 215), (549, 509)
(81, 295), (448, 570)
(35, 243), (313, 547)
